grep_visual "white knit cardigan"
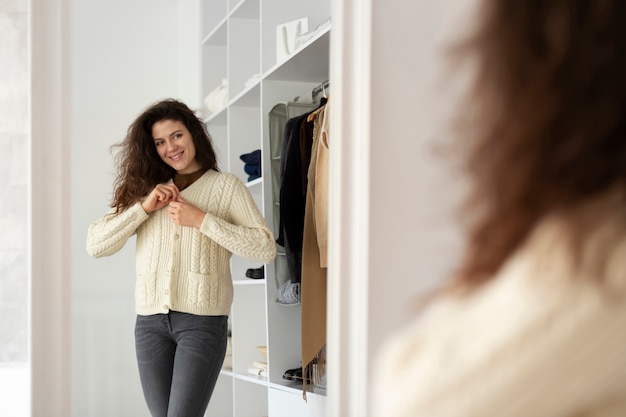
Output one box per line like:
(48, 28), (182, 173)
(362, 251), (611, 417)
(87, 170), (276, 316)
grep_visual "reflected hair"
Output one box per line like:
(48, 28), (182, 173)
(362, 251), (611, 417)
(451, 0), (626, 291)
(110, 99), (219, 213)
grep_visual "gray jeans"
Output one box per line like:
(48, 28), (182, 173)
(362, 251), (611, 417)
(135, 311), (228, 417)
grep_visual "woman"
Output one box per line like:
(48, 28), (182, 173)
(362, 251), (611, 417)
(373, 1), (626, 416)
(86, 99), (276, 417)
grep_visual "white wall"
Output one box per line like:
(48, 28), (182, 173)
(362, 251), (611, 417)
(1, 1), (30, 416)
(70, 1), (201, 415)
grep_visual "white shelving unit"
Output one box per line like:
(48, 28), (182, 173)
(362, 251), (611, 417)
(201, 0), (331, 416)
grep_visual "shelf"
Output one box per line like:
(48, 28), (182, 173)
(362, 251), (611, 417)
(202, 24), (227, 99)
(233, 278), (266, 286)
(246, 177), (263, 187)
(221, 369), (272, 387)
(220, 370), (269, 385)
(268, 381), (326, 398)
(205, 106), (227, 125)
(203, 20), (228, 46)
(230, 0), (259, 19)
(233, 371), (270, 386)
(275, 301), (300, 307)
(229, 82), (261, 108)
(228, 7), (260, 98)
(264, 26), (330, 82)
(202, 1), (228, 39)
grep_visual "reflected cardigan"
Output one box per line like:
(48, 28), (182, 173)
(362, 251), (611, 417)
(86, 170), (276, 316)
(372, 192), (626, 417)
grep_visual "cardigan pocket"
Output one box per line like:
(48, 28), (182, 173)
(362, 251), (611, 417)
(187, 271), (222, 309)
(135, 272), (158, 307)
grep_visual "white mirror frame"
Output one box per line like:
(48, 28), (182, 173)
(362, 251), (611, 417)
(31, 0), (71, 415)
(327, 0), (373, 416)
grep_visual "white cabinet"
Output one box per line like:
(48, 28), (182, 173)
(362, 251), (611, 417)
(200, 0), (330, 416)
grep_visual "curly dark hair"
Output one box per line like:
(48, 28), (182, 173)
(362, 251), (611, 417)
(110, 99), (219, 213)
(452, 0), (626, 290)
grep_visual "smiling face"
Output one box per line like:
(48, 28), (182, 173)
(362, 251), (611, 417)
(152, 119), (202, 174)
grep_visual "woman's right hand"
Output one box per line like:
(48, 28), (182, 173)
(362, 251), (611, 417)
(141, 183), (180, 214)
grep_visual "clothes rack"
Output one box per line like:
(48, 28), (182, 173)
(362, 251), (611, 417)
(311, 80), (330, 98)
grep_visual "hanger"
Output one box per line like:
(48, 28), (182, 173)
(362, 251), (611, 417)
(306, 96), (329, 123)
(311, 80), (329, 100)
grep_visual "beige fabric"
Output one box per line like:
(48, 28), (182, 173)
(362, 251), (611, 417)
(87, 170), (276, 316)
(311, 102), (329, 267)
(301, 103), (330, 388)
(372, 192), (626, 417)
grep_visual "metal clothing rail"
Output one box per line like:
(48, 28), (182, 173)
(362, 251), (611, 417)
(312, 80), (330, 97)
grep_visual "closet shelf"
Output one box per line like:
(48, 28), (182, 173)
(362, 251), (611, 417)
(268, 381), (327, 398)
(246, 177), (263, 187)
(202, 18), (228, 46)
(264, 26), (331, 82)
(275, 301), (301, 307)
(220, 369), (270, 387)
(228, 82), (261, 109)
(233, 371), (270, 386)
(233, 278), (266, 286)
(229, 0), (259, 19)
(204, 26), (330, 123)
(204, 106), (227, 124)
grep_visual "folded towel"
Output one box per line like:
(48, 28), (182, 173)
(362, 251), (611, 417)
(253, 361), (268, 372)
(248, 367), (267, 377)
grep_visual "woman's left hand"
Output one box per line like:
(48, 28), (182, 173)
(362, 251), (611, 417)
(167, 197), (206, 228)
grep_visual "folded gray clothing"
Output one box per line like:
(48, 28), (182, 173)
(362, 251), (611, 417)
(276, 280), (300, 304)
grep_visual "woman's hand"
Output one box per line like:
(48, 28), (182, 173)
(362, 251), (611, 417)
(167, 197), (206, 228)
(141, 183), (181, 214)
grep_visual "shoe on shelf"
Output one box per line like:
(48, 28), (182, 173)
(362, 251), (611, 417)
(282, 366), (311, 384)
(246, 266), (264, 279)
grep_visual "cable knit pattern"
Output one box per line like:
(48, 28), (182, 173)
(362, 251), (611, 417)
(86, 170), (276, 316)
